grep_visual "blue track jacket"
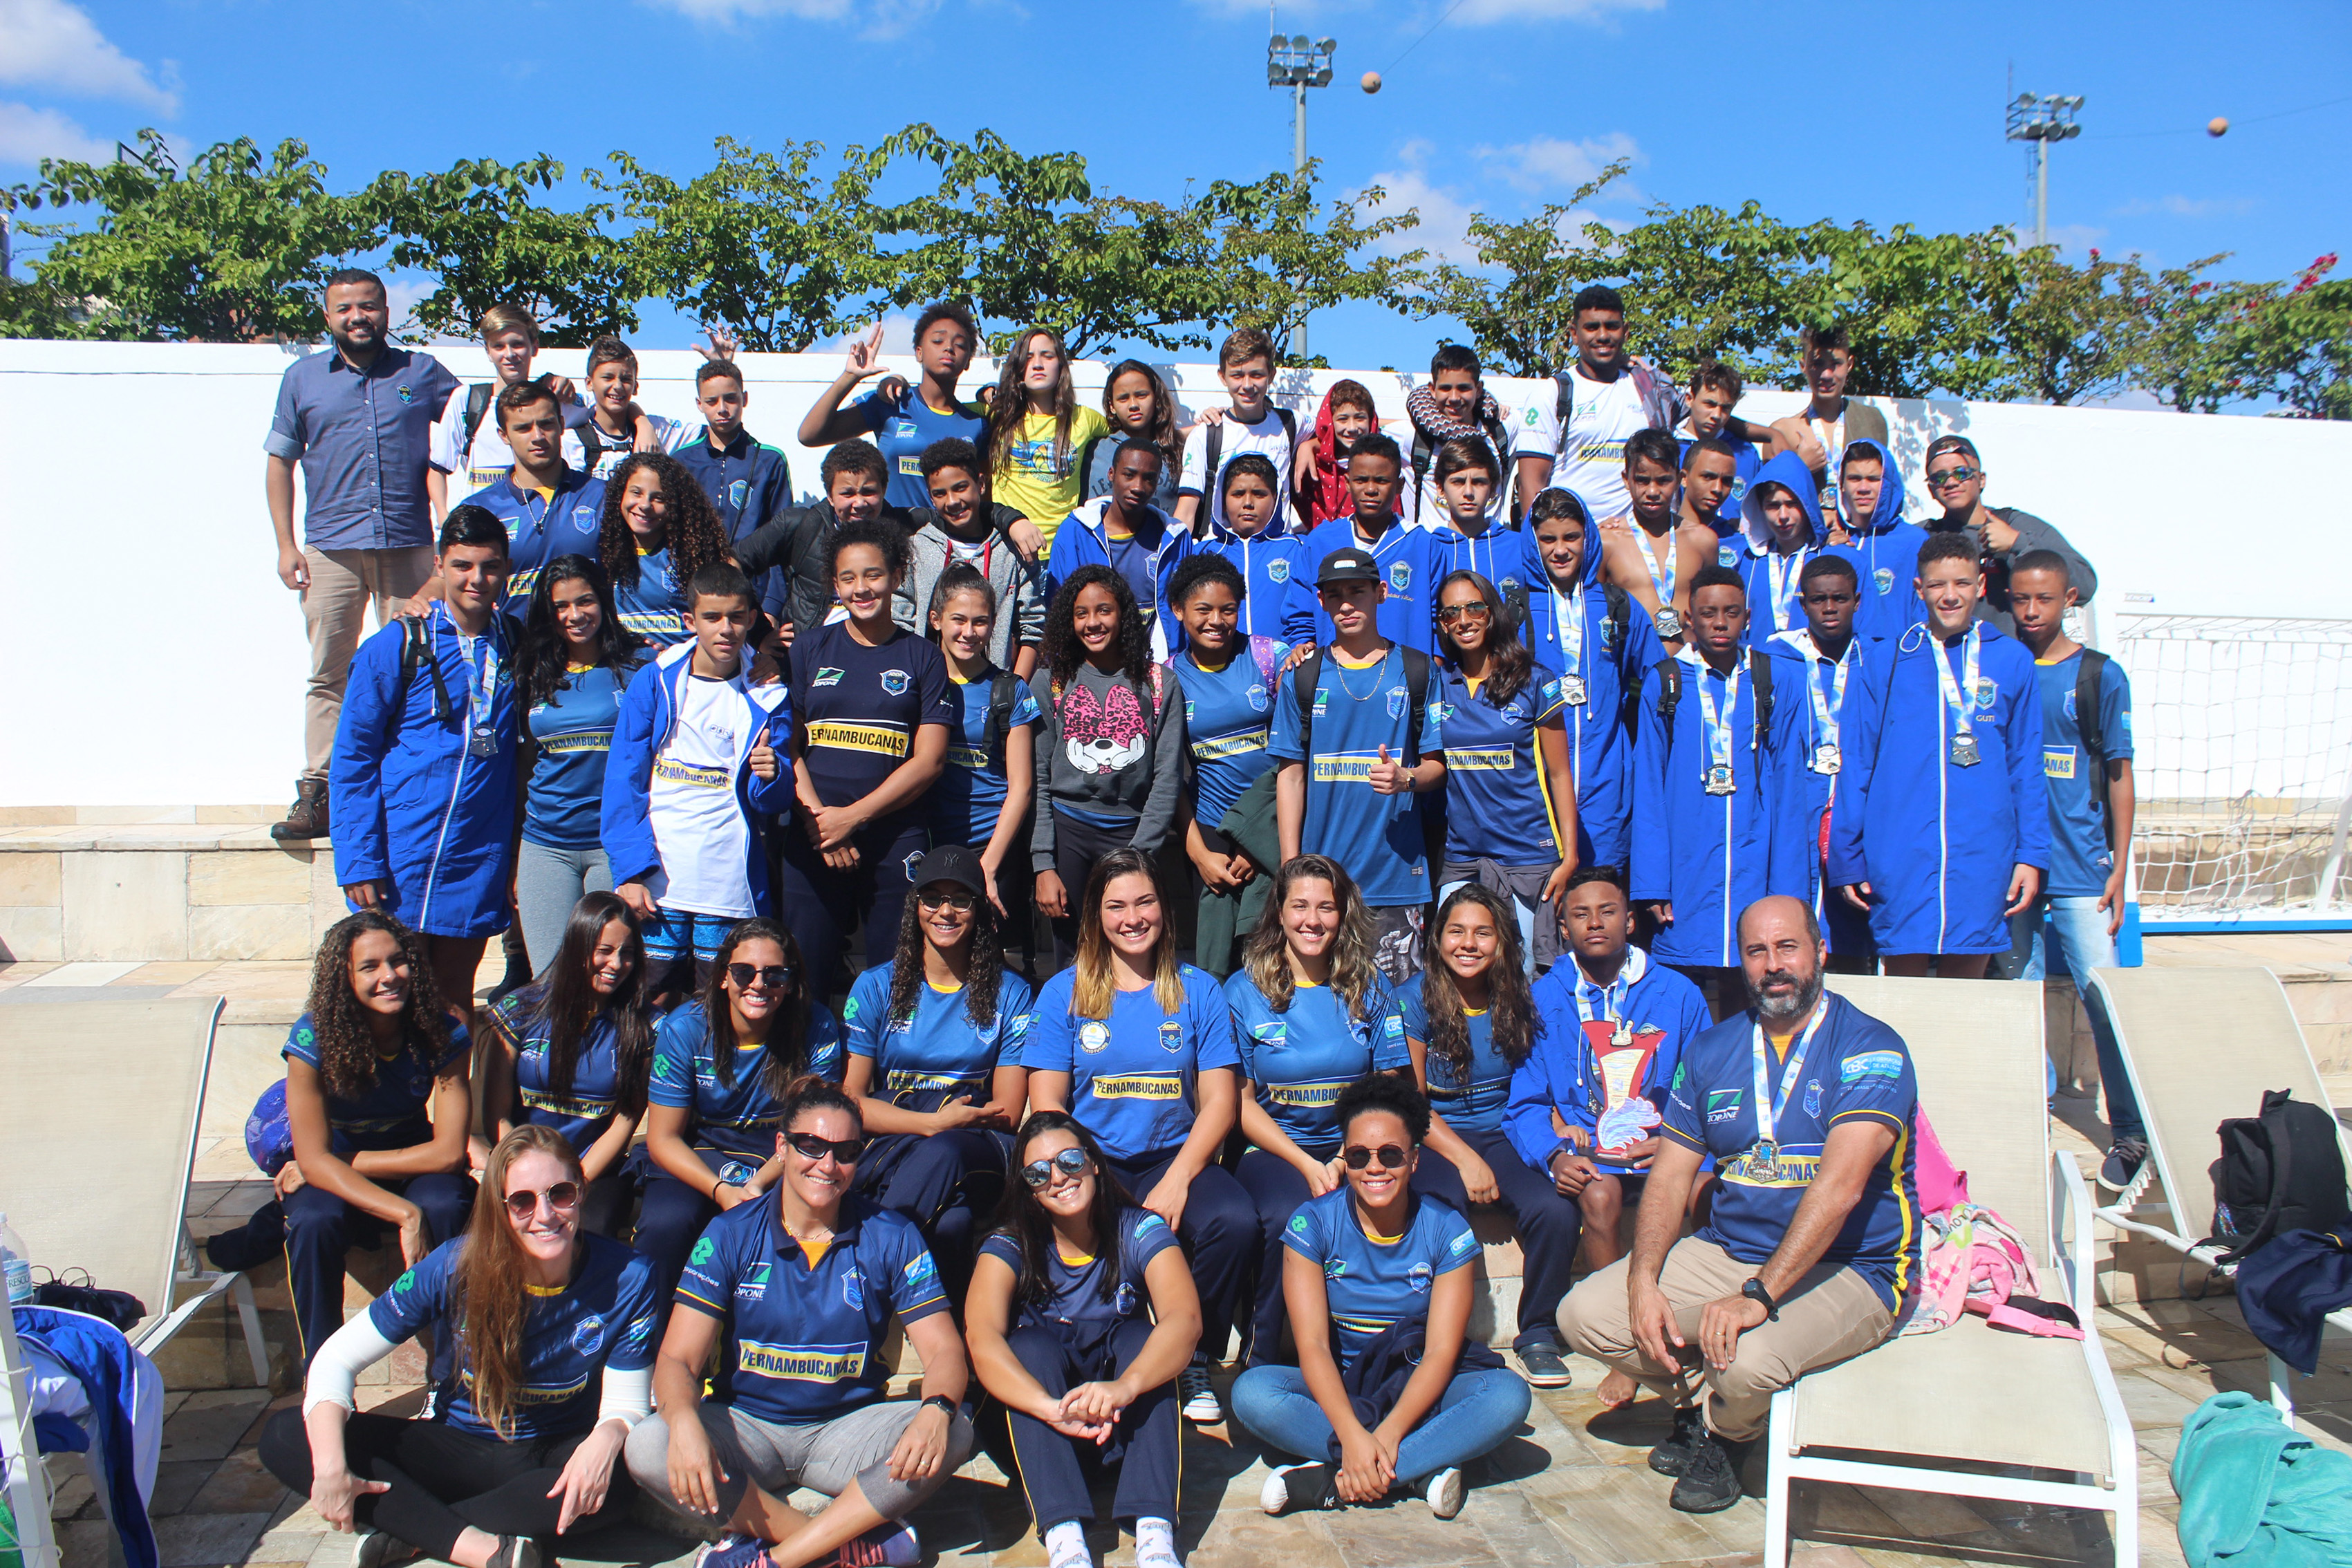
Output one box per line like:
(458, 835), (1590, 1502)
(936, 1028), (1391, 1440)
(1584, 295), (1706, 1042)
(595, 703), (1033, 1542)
(1507, 949), (1713, 1175)
(1763, 629), (1883, 950)
(1824, 439), (1931, 646)
(1193, 511), (1316, 649)
(1632, 648), (1774, 968)
(1733, 451), (1829, 650)
(1045, 495), (1195, 660)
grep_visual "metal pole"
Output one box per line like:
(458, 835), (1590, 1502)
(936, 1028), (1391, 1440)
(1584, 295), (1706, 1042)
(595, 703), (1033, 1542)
(2035, 140), (2048, 249)
(1294, 76), (1309, 362)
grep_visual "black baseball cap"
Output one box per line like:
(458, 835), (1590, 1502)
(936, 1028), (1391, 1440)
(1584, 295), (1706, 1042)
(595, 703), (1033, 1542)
(1316, 546), (1381, 586)
(908, 843), (986, 896)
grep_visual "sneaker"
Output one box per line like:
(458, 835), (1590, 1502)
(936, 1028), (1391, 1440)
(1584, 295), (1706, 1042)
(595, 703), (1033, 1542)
(1259, 1462), (1336, 1515)
(351, 1531), (422, 1568)
(1177, 1355), (1222, 1424)
(483, 1539), (541, 1568)
(1648, 1404), (1708, 1477)
(2099, 1137), (2149, 1193)
(693, 1534), (772, 1568)
(1424, 1466), (1466, 1520)
(836, 1522), (920, 1568)
(1668, 1434), (1746, 1513)
(1515, 1341), (1574, 1389)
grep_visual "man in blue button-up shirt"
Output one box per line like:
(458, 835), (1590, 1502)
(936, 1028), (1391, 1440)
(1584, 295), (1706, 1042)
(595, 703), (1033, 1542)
(264, 268), (460, 841)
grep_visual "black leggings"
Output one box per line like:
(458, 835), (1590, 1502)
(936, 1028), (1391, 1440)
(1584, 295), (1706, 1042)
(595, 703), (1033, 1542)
(259, 1407), (635, 1558)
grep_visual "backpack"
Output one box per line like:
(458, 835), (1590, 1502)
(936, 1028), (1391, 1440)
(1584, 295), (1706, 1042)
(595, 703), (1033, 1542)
(395, 612), (524, 727)
(1198, 404), (1300, 525)
(461, 382), (497, 449)
(981, 670), (1023, 758)
(2207, 1090), (2352, 1265)
(1651, 651), (1775, 754)
(2073, 647), (2117, 849)
(1291, 644), (1432, 765)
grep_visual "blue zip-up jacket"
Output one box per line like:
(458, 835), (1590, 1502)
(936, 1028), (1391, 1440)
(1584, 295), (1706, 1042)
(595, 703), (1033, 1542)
(1824, 438), (1931, 646)
(1194, 512), (1316, 648)
(17, 1305), (158, 1568)
(1045, 495), (1195, 660)
(599, 642), (796, 904)
(673, 426), (794, 544)
(1826, 621), (2050, 955)
(458, 467), (606, 606)
(1734, 451), (1829, 650)
(1632, 647), (1773, 968)
(1302, 515), (1446, 653)
(1763, 629), (1882, 947)
(330, 605), (521, 938)
(1507, 949), (1714, 1175)
(1521, 489), (1661, 871)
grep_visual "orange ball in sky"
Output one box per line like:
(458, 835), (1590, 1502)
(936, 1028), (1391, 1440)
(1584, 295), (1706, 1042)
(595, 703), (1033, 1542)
(2208, 116), (2229, 136)
(1362, 71), (1382, 93)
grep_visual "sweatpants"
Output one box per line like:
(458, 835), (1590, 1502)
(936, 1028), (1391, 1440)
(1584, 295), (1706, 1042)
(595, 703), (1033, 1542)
(625, 1398), (974, 1526)
(283, 1173), (474, 1368)
(1411, 1128), (1583, 1350)
(258, 1406), (632, 1558)
(779, 814), (928, 998)
(855, 1129), (1011, 1309)
(1003, 1318), (1179, 1530)
(1558, 1238), (1896, 1441)
(1040, 809), (1137, 969)
(1233, 1147), (1332, 1368)
(1101, 1151), (1258, 1364)
(512, 838), (613, 980)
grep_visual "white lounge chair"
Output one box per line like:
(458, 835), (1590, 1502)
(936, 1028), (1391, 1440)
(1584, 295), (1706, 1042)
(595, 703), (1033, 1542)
(0, 998), (268, 1385)
(1762, 976), (2136, 1568)
(2087, 964), (2352, 1418)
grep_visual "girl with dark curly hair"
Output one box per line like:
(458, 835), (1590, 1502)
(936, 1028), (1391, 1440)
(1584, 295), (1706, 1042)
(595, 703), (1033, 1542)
(277, 910), (476, 1368)
(841, 844), (1035, 1305)
(1029, 566), (1186, 966)
(597, 451), (730, 647)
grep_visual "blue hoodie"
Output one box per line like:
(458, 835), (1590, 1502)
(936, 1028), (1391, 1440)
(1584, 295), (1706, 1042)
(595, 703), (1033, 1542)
(1733, 451), (1827, 650)
(1044, 494), (1195, 661)
(1193, 510), (1316, 648)
(1823, 439), (1930, 646)
(1763, 627), (1880, 954)
(1826, 620), (2051, 955)
(1632, 646), (1773, 968)
(1521, 490), (1661, 871)
(1508, 946), (1714, 1175)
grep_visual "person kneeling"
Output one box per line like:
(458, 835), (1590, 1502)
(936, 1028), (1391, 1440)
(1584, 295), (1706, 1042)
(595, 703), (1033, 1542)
(260, 1126), (660, 1568)
(1233, 1076), (1531, 1522)
(625, 1078), (975, 1568)
(1557, 896), (1919, 1515)
(966, 1113), (1201, 1568)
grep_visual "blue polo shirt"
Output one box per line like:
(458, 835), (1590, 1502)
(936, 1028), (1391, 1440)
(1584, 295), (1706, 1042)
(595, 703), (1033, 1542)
(2035, 650), (2133, 899)
(1398, 976), (1513, 1139)
(674, 428), (794, 544)
(484, 986), (634, 1155)
(978, 1207), (1182, 1344)
(1432, 665), (1569, 866)
(1226, 973), (1408, 1155)
(1660, 993), (1921, 1309)
(1266, 644), (1445, 908)
(372, 1232), (658, 1440)
(282, 1012), (468, 1152)
(648, 1000), (846, 1169)
(524, 662), (633, 850)
(850, 386), (987, 512)
(1303, 519), (1446, 653)
(458, 468), (606, 605)
(843, 960), (1036, 1114)
(266, 344), (460, 551)
(1280, 1189), (1481, 1370)
(1022, 964), (1242, 1164)
(1174, 642), (1282, 828)
(931, 666), (1041, 848)
(676, 1193), (949, 1426)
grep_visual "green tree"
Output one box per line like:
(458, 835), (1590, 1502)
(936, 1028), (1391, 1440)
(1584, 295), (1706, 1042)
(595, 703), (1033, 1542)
(365, 156), (633, 345)
(1408, 163), (1628, 377)
(1, 128), (371, 342)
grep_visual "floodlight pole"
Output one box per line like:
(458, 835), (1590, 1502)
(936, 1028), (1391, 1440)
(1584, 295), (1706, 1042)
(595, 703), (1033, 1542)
(1268, 33), (1337, 360)
(2005, 92), (2084, 249)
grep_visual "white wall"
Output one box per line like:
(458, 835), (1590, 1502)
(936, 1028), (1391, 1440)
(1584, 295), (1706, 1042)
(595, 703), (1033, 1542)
(4, 337), (2349, 807)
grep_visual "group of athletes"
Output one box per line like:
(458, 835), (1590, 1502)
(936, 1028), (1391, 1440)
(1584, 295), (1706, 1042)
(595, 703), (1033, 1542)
(232, 270), (2140, 1568)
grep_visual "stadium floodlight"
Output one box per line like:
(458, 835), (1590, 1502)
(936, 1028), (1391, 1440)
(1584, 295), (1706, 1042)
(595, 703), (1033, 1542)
(2006, 93), (2086, 249)
(1268, 30), (1340, 358)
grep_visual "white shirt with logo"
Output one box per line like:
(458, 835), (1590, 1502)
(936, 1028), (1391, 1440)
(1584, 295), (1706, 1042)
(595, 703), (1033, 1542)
(1515, 369), (1647, 521)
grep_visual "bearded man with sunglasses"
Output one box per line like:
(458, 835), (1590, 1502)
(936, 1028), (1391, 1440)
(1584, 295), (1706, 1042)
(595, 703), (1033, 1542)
(1921, 435), (2097, 638)
(1558, 897), (1919, 1515)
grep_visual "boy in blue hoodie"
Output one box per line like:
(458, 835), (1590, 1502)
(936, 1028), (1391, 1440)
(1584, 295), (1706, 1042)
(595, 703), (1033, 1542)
(1046, 440), (1193, 660)
(1302, 435), (1445, 654)
(1733, 451), (1825, 650)
(604, 562), (794, 994)
(1764, 555), (1876, 969)
(1827, 532), (2048, 976)
(1193, 453), (1316, 651)
(1824, 439), (1929, 646)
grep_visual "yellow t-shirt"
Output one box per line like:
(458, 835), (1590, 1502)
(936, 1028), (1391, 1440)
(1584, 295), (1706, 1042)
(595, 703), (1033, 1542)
(995, 406), (1110, 549)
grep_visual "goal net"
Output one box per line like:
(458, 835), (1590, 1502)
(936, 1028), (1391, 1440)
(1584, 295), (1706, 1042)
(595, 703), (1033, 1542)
(2111, 613), (2352, 926)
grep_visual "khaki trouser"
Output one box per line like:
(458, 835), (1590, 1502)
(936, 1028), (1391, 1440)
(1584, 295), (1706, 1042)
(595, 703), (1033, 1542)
(301, 545), (436, 776)
(1558, 1237), (1895, 1441)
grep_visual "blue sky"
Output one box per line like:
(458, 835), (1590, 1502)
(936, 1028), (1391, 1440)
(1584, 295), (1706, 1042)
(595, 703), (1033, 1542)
(3, 0), (2347, 380)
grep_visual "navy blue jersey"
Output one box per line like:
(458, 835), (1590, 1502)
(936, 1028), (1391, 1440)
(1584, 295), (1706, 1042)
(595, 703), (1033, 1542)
(1266, 644), (1445, 908)
(1302, 519), (1446, 653)
(789, 622), (959, 810)
(1432, 664), (1569, 866)
(1174, 641), (1282, 828)
(1280, 1189), (1480, 1370)
(2034, 651), (2132, 898)
(850, 386), (987, 512)
(485, 988), (633, 1155)
(843, 960), (1036, 1113)
(1398, 974), (1515, 1139)
(930, 666), (1041, 848)
(282, 1011), (467, 1152)
(1225, 972), (1409, 1155)
(978, 1207), (1182, 1341)
(648, 1000), (846, 1168)
(1022, 964), (1242, 1164)
(370, 1232), (659, 1441)
(525, 662), (632, 851)
(676, 1195), (949, 1426)
(458, 470), (605, 606)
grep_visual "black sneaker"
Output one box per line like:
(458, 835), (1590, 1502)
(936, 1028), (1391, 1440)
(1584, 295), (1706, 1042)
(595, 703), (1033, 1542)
(1648, 1404), (1708, 1477)
(1669, 1433), (1746, 1513)
(1259, 1462), (1336, 1515)
(2098, 1137), (2149, 1193)
(1515, 1341), (1574, 1389)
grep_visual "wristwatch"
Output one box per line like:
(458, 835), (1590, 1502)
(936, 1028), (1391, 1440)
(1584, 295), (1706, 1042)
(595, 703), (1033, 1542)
(921, 1393), (960, 1417)
(1740, 1276), (1779, 1321)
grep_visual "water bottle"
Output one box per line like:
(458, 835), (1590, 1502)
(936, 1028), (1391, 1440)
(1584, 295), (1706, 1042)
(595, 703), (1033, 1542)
(0, 1213), (32, 1304)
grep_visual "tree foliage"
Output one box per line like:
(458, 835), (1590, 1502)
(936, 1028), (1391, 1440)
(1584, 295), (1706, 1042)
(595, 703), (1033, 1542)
(365, 156), (633, 345)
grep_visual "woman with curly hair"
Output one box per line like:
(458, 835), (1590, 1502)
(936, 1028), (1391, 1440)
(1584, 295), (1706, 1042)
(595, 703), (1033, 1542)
(261, 1125), (659, 1568)
(277, 910), (476, 1368)
(597, 451), (730, 648)
(984, 325), (1108, 554)
(1223, 855), (1409, 1367)
(1029, 566), (1185, 966)
(480, 892), (657, 1238)
(841, 844), (1034, 1305)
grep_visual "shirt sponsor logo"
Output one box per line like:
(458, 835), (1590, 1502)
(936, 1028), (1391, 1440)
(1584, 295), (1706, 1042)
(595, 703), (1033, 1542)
(538, 731), (611, 754)
(807, 720), (911, 758)
(1079, 1020), (1112, 1054)
(1719, 1142), (1821, 1188)
(898, 455), (923, 474)
(1840, 1050), (1905, 1083)
(738, 1341), (868, 1382)
(1250, 1020), (1287, 1046)
(886, 1069), (981, 1101)
(1448, 1229), (1477, 1258)
(946, 745), (988, 769)
(691, 1238), (718, 1266)
(904, 1252), (940, 1292)
(1191, 727), (1270, 760)
(1093, 1073), (1182, 1101)
(2044, 748), (2078, 780)
(1442, 747), (1517, 772)
(1289, 1213), (1310, 1235)
(813, 667), (846, 688)
(1266, 1080), (1347, 1108)
(880, 670), (911, 696)
(1135, 1213), (1168, 1237)
(1312, 689), (1330, 718)
(1323, 1258), (1347, 1281)
(653, 756), (730, 789)
(1706, 1088), (1744, 1124)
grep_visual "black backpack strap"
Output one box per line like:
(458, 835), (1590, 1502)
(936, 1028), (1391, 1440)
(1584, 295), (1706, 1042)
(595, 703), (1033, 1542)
(577, 420), (606, 473)
(1652, 657), (1681, 731)
(1276, 404), (1298, 448)
(1553, 371), (1574, 451)
(984, 671), (1020, 756)
(1603, 582), (1630, 638)
(1749, 649), (1775, 752)
(462, 382), (494, 448)
(2218, 1091), (2303, 1265)
(395, 614), (454, 725)
(1199, 420), (1224, 530)
(2075, 648), (2112, 840)
(1400, 646), (1430, 768)
(1293, 648), (1325, 755)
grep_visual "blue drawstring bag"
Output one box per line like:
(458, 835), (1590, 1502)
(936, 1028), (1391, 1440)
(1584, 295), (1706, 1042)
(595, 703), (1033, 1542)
(245, 1081), (295, 1174)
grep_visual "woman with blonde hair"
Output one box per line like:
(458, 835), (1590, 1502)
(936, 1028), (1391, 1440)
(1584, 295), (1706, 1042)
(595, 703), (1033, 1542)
(260, 1125), (660, 1568)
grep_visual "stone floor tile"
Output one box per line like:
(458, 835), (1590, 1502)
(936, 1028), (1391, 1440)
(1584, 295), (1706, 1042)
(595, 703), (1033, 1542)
(248, 1527), (333, 1565)
(56, 1519), (116, 1568)
(1455, 1485), (1579, 1567)
(161, 1392), (276, 1464)
(1851, 1484), (2004, 1542)
(1788, 1551), (1872, 1568)
(1177, 1509), (1346, 1568)
(148, 1458), (227, 1517)
(1322, 1497), (1502, 1567)
(187, 1448), (298, 1515)
(2113, 1369), (2202, 1430)
(151, 1510), (273, 1567)
(1520, 1461), (1761, 1566)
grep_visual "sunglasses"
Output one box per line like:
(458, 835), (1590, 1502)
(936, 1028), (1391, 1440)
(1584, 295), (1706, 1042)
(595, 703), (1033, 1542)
(917, 890), (978, 912)
(786, 1132), (866, 1164)
(1437, 601), (1493, 624)
(1925, 466), (1980, 488)
(503, 1181), (581, 1220)
(727, 962), (792, 991)
(1020, 1148), (1093, 1189)
(1341, 1144), (1410, 1170)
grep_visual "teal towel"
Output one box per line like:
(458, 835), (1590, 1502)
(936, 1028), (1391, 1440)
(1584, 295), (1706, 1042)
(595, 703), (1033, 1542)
(2173, 1392), (2352, 1568)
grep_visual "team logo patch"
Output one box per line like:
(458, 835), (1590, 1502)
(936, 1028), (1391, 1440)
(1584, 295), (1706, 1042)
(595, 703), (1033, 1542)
(690, 1238), (717, 1267)
(395, 384), (415, 404)
(843, 1267), (865, 1309)
(1718, 545), (1738, 568)
(1079, 1020), (1112, 1054)
(1972, 678), (1997, 711)
(571, 1316), (606, 1355)
(1247, 683), (1269, 712)
(719, 1159), (756, 1186)
(880, 669), (911, 696)
(729, 479), (749, 511)
(1390, 563), (1412, 592)
(1158, 1019), (1185, 1053)
(1408, 1261), (1435, 1294)
(1388, 687), (1407, 719)
(1840, 1050), (1905, 1084)
(1268, 559), (1291, 583)
(2063, 688), (2078, 721)
(813, 667), (846, 688)
(1874, 566), (1894, 595)
(1802, 1079), (1822, 1119)
(1112, 1282), (1140, 1317)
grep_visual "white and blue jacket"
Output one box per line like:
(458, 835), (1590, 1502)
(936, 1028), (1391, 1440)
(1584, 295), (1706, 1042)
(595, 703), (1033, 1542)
(1192, 510), (1316, 648)
(1733, 450), (1829, 650)
(1044, 495), (1196, 660)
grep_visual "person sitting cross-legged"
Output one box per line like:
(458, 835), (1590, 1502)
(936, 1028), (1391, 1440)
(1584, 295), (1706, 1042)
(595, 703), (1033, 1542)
(1557, 895), (1920, 1514)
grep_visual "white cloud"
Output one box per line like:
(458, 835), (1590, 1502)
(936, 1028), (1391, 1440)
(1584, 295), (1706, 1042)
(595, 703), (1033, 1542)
(1359, 165), (1478, 262)
(816, 312), (920, 355)
(2113, 193), (2255, 218)
(1476, 132), (1642, 195)
(0, 0), (178, 112)
(0, 100), (111, 165)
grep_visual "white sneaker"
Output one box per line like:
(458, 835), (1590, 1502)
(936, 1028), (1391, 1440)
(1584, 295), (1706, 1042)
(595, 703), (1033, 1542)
(1177, 1356), (1221, 1424)
(1424, 1466), (1466, 1520)
(1259, 1462), (1334, 1515)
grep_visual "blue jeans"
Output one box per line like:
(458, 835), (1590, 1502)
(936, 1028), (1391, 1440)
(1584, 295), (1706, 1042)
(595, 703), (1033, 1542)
(2006, 897), (2143, 1141)
(1229, 1363), (1530, 1486)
